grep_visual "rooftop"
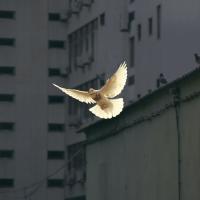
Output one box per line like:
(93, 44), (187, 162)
(78, 65), (200, 136)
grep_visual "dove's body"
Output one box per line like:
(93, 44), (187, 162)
(89, 92), (110, 109)
(53, 62), (127, 119)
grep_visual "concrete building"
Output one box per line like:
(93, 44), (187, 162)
(63, 0), (200, 199)
(0, 0), (67, 200)
(1, 0), (200, 200)
(81, 68), (200, 200)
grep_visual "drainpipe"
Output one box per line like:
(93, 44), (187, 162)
(172, 87), (182, 200)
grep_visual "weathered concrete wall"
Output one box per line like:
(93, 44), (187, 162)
(85, 70), (200, 200)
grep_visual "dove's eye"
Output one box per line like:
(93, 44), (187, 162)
(89, 88), (94, 93)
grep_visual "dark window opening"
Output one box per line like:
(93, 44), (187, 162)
(48, 123), (65, 132)
(0, 38), (15, 46)
(0, 66), (15, 75)
(48, 96), (64, 104)
(128, 11), (135, 29)
(148, 17), (153, 36)
(100, 13), (105, 26)
(48, 40), (65, 49)
(0, 179), (14, 188)
(0, 94), (15, 102)
(0, 150), (14, 158)
(0, 123), (14, 131)
(157, 4), (161, 39)
(137, 24), (142, 41)
(128, 75), (135, 85)
(48, 68), (61, 76)
(130, 36), (135, 67)
(48, 13), (60, 21)
(85, 26), (89, 51)
(0, 11), (15, 19)
(68, 35), (72, 71)
(47, 151), (65, 160)
(47, 179), (64, 187)
(65, 196), (86, 200)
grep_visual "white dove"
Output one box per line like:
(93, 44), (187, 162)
(53, 62), (127, 119)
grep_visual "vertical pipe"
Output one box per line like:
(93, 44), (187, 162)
(172, 87), (181, 200)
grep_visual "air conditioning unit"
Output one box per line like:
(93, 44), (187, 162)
(120, 12), (129, 32)
(82, 0), (93, 7)
(60, 67), (71, 77)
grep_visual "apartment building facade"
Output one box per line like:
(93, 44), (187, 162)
(60, 0), (200, 199)
(0, 0), (68, 200)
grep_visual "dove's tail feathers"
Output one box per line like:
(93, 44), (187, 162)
(89, 98), (124, 119)
(110, 98), (124, 117)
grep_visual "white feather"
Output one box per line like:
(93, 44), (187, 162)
(100, 62), (127, 98)
(89, 98), (124, 119)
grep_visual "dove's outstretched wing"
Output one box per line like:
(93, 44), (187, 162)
(99, 62), (127, 98)
(53, 84), (95, 104)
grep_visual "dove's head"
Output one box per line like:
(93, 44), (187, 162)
(89, 88), (95, 94)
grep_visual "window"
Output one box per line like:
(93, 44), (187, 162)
(0, 66), (15, 75)
(100, 13), (105, 26)
(129, 36), (135, 67)
(48, 40), (65, 49)
(156, 5), (161, 39)
(0, 122), (14, 131)
(128, 75), (135, 85)
(68, 35), (73, 70)
(65, 196), (86, 200)
(47, 179), (64, 187)
(67, 142), (86, 171)
(0, 94), (15, 102)
(0, 150), (14, 158)
(48, 96), (64, 104)
(137, 24), (142, 41)
(128, 11), (135, 29)
(0, 11), (15, 19)
(0, 179), (14, 188)
(85, 25), (89, 51)
(48, 151), (64, 160)
(48, 68), (60, 76)
(0, 38), (15, 46)
(79, 29), (84, 56)
(48, 123), (65, 132)
(73, 33), (78, 69)
(48, 13), (60, 21)
(68, 18), (98, 70)
(91, 27), (95, 61)
(148, 17), (153, 36)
